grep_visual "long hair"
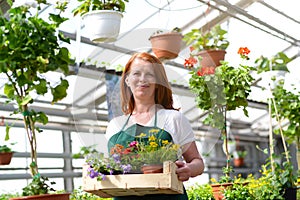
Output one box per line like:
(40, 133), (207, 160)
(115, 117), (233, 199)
(120, 52), (176, 114)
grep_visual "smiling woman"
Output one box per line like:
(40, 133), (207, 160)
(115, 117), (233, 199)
(103, 52), (204, 200)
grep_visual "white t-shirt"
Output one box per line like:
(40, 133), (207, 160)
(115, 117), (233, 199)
(105, 109), (195, 146)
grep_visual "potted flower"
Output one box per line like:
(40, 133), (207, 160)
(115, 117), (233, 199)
(183, 24), (229, 68)
(233, 150), (247, 167)
(185, 47), (255, 180)
(0, 0), (74, 198)
(84, 128), (180, 178)
(149, 27), (183, 60)
(82, 129), (183, 197)
(0, 144), (14, 165)
(72, 0), (129, 43)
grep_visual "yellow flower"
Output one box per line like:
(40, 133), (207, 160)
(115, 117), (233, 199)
(137, 133), (146, 138)
(149, 141), (158, 148)
(148, 135), (156, 141)
(210, 178), (217, 183)
(149, 129), (159, 134)
(162, 140), (169, 145)
(172, 144), (180, 150)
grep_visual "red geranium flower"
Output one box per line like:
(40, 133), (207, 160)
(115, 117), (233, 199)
(184, 56), (198, 68)
(197, 66), (215, 76)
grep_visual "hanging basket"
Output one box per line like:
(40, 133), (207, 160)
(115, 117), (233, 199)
(197, 49), (226, 68)
(0, 152), (13, 165)
(82, 10), (123, 43)
(149, 32), (183, 60)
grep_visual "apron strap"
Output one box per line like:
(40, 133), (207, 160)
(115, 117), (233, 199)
(122, 106), (158, 130)
(120, 114), (132, 131)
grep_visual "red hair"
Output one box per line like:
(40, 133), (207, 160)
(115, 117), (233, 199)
(120, 52), (176, 114)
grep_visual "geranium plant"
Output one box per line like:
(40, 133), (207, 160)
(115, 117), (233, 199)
(185, 47), (255, 179)
(183, 24), (229, 51)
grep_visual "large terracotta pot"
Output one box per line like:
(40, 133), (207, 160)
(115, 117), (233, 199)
(141, 164), (163, 174)
(149, 32), (183, 60)
(197, 49), (226, 68)
(211, 182), (232, 200)
(282, 187), (297, 200)
(10, 193), (70, 200)
(0, 152), (13, 165)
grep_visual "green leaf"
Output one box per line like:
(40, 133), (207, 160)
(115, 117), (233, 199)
(4, 84), (15, 99)
(21, 95), (33, 106)
(51, 79), (69, 103)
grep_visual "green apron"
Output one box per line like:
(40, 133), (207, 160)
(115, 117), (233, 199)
(107, 111), (188, 200)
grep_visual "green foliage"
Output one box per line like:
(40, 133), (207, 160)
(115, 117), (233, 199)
(186, 183), (214, 200)
(247, 167), (284, 200)
(255, 51), (291, 74)
(223, 183), (253, 200)
(271, 80), (300, 146)
(233, 150), (247, 158)
(0, 1), (74, 195)
(0, 144), (12, 153)
(72, 0), (129, 16)
(0, 192), (21, 200)
(22, 176), (55, 196)
(189, 61), (255, 130)
(70, 187), (112, 200)
(183, 24), (229, 51)
(72, 145), (99, 159)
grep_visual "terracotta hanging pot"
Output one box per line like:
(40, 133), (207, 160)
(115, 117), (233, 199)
(233, 158), (245, 167)
(197, 49), (226, 68)
(141, 164), (163, 174)
(82, 10), (123, 43)
(9, 193), (70, 200)
(149, 32), (183, 60)
(0, 152), (13, 165)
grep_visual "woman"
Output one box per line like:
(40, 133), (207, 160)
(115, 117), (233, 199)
(106, 52), (204, 200)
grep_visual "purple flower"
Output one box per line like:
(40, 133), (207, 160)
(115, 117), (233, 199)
(87, 167), (99, 179)
(112, 154), (121, 163)
(121, 164), (132, 174)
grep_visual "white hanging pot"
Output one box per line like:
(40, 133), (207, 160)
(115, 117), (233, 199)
(82, 10), (123, 43)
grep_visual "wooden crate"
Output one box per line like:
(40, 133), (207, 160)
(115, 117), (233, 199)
(82, 161), (183, 198)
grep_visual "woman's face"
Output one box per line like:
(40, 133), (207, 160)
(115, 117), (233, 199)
(125, 58), (156, 101)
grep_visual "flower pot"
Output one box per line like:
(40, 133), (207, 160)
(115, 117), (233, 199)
(9, 193), (70, 200)
(282, 187), (297, 200)
(211, 183), (232, 200)
(141, 164), (163, 174)
(149, 32), (183, 60)
(233, 158), (244, 167)
(197, 49), (226, 68)
(0, 152), (13, 165)
(82, 10), (123, 43)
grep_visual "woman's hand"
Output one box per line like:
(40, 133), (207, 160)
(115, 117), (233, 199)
(175, 160), (192, 181)
(175, 141), (205, 182)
